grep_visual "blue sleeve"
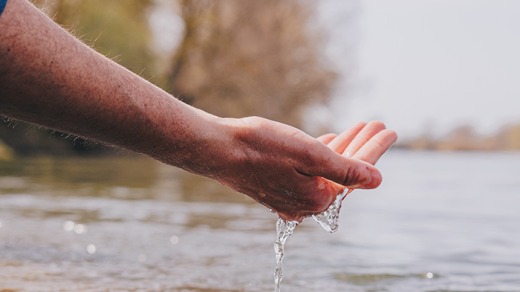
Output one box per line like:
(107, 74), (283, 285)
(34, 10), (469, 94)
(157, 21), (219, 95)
(0, 0), (7, 17)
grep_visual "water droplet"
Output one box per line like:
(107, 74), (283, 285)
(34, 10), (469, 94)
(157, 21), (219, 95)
(170, 235), (180, 245)
(86, 244), (96, 254)
(426, 272), (434, 279)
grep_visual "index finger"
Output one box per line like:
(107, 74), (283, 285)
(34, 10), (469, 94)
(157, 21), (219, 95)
(352, 129), (398, 165)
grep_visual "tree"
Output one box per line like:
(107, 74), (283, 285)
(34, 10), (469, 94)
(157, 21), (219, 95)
(168, 0), (337, 128)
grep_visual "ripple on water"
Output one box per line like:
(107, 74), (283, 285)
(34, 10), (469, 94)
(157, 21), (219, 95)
(334, 272), (438, 285)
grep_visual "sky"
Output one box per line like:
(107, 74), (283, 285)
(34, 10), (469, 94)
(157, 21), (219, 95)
(324, 0), (520, 139)
(150, 1), (520, 139)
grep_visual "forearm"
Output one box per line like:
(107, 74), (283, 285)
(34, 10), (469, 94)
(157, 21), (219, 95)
(0, 0), (221, 168)
(0, 0), (392, 221)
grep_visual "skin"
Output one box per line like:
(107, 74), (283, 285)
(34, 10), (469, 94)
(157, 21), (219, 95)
(317, 121), (398, 206)
(0, 0), (397, 222)
(319, 121), (398, 165)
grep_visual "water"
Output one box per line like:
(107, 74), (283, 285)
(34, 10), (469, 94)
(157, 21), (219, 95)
(274, 188), (352, 291)
(312, 188), (353, 233)
(1, 151), (520, 291)
(274, 218), (298, 292)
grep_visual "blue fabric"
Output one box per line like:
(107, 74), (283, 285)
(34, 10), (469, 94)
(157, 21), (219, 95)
(0, 0), (6, 17)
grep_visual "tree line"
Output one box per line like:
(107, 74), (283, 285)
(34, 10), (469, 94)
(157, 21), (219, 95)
(397, 123), (520, 151)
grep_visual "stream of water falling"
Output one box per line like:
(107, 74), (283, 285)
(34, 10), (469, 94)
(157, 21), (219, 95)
(273, 218), (298, 292)
(274, 188), (352, 291)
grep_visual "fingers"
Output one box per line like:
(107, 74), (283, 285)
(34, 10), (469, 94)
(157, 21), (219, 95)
(353, 129), (398, 165)
(298, 145), (383, 190)
(326, 121), (366, 154)
(321, 121), (397, 164)
(316, 133), (337, 144)
(310, 120), (397, 189)
(336, 158), (382, 189)
(343, 121), (387, 158)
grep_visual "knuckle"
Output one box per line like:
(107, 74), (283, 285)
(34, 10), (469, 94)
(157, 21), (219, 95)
(342, 164), (364, 186)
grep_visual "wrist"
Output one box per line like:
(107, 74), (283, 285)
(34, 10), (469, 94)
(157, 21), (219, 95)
(149, 108), (237, 176)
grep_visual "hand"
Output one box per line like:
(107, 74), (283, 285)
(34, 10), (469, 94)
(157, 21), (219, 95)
(314, 121), (397, 211)
(0, 0), (396, 223)
(317, 120), (397, 196)
(197, 117), (392, 222)
(318, 121), (398, 165)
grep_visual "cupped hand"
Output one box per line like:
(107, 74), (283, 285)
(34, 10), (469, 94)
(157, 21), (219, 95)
(205, 117), (395, 222)
(316, 121), (397, 203)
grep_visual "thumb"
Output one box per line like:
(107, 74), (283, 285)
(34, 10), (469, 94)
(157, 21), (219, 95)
(331, 156), (383, 189)
(298, 145), (382, 189)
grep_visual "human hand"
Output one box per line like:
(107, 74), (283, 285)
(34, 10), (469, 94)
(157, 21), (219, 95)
(0, 0), (395, 224)
(316, 121), (397, 203)
(317, 121), (398, 165)
(199, 117), (394, 222)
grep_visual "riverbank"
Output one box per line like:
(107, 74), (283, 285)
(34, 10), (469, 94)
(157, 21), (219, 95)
(397, 123), (520, 152)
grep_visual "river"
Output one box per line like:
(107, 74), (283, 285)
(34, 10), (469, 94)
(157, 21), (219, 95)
(0, 150), (519, 291)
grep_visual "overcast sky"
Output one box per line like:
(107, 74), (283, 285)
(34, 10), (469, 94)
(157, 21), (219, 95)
(325, 0), (520, 139)
(150, 1), (520, 139)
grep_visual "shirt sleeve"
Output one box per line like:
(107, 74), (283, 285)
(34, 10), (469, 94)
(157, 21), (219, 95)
(0, 0), (7, 17)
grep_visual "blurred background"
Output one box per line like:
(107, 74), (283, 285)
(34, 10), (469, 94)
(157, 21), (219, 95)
(0, 0), (519, 291)
(1, 0), (519, 156)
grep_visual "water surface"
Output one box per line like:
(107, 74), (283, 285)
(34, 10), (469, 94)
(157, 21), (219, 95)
(1, 151), (519, 291)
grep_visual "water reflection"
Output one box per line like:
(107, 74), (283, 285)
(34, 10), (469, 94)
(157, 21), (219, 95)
(62, 220), (75, 232)
(86, 244), (96, 254)
(0, 156), (254, 204)
(1, 152), (520, 291)
(170, 235), (180, 245)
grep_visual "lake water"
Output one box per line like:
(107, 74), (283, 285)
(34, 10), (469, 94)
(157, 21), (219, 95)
(0, 150), (519, 291)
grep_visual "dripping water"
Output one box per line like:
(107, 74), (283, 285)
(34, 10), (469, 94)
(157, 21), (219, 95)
(274, 188), (352, 291)
(274, 218), (298, 292)
(312, 188), (353, 233)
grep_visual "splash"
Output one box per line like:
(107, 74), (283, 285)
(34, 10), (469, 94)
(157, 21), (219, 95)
(312, 188), (353, 233)
(273, 188), (352, 291)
